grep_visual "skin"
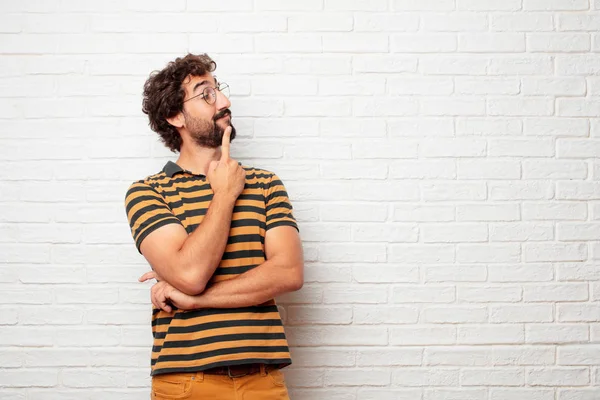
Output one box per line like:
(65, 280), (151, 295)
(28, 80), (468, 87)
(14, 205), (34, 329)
(138, 72), (304, 310)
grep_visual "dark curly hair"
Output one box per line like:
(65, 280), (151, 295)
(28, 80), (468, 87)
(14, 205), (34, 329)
(142, 53), (217, 153)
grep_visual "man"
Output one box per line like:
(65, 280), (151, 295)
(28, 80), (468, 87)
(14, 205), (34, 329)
(124, 53), (304, 400)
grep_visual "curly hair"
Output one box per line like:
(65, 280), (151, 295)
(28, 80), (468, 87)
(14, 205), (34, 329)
(142, 53), (217, 153)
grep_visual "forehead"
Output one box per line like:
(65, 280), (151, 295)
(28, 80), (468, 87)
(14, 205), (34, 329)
(183, 74), (217, 92)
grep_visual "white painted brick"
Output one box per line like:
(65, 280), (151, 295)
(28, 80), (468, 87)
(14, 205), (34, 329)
(390, 160), (456, 179)
(458, 160), (520, 180)
(319, 243), (386, 262)
(461, 368), (525, 386)
(459, 325), (525, 345)
(326, 368), (391, 386)
(421, 138), (486, 157)
(353, 181), (420, 201)
(557, 55), (600, 75)
(489, 182), (554, 200)
(489, 98), (554, 117)
(491, 14), (555, 32)
(425, 347), (489, 366)
(523, 160), (587, 179)
(527, 324), (589, 344)
(290, 348), (355, 367)
(557, 263), (600, 281)
(522, 78), (586, 96)
(455, 78), (520, 95)
(390, 326), (457, 345)
(528, 33), (591, 52)
(353, 305), (419, 324)
(524, 118), (589, 137)
(490, 223), (554, 242)
(391, 285), (455, 303)
(320, 76), (385, 96)
(354, 14), (419, 32)
(558, 139), (600, 158)
(558, 304), (600, 322)
(559, 14), (600, 31)
(394, 205), (455, 222)
(62, 370), (127, 388)
(287, 306), (352, 325)
(286, 326), (387, 346)
(524, 243), (587, 262)
(420, 97), (486, 116)
(557, 182), (600, 200)
(527, 367), (589, 386)
(491, 389), (555, 400)
(458, 285), (523, 303)
(321, 118), (386, 138)
(456, 117), (523, 136)
(388, 77), (453, 95)
(488, 264), (555, 283)
(421, 223), (488, 243)
(558, 345), (600, 365)
(353, 55), (417, 73)
(421, 56), (488, 75)
(352, 266), (419, 283)
(256, 34), (320, 53)
(493, 346), (555, 366)
(286, 98), (350, 117)
(255, 0), (322, 10)
(490, 305), (553, 323)
(0, 370), (58, 387)
(392, 34), (457, 53)
(353, 97), (419, 117)
(352, 223), (418, 242)
(457, 204), (520, 222)
(284, 143), (350, 159)
(323, 34), (388, 53)
(422, 13), (487, 32)
(589, 77), (600, 96)
(523, 202), (587, 220)
(322, 203), (388, 222)
(91, 14), (215, 33)
(392, 0), (455, 11)
(524, 0), (589, 10)
(458, 0), (521, 10)
(424, 265), (487, 282)
(422, 306), (488, 323)
(425, 389), (489, 400)
(489, 56), (554, 75)
(459, 33), (526, 52)
(324, 285), (388, 304)
(390, 244), (455, 263)
(558, 223), (600, 241)
(458, 244), (521, 263)
(358, 348), (422, 366)
(393, 368), (459, 386)
(558, 99), (600, 117)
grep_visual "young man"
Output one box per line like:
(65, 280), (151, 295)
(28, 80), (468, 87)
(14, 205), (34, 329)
(124, 53), (304, 400)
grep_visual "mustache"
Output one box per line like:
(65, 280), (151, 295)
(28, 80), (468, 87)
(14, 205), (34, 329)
(213, 109), (231, 121)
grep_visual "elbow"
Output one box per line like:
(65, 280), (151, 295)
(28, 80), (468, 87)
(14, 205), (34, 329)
(176, 269), (209, 296)
(289, 265), (304, 292)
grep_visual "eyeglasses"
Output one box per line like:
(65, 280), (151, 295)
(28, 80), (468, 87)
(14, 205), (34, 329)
(183, 82), (230, 105)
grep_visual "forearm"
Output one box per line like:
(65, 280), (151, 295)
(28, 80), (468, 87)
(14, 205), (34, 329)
(190, 258), (303, 309)
(169, 193), (236, 293)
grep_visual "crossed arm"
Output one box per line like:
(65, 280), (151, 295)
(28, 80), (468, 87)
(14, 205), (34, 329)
(140, 224), (303, 312)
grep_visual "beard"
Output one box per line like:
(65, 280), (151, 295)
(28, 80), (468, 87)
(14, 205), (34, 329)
(184, 109), (236, 149)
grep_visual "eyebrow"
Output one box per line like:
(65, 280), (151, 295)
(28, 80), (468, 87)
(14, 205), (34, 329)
(192, 78), (217, 94)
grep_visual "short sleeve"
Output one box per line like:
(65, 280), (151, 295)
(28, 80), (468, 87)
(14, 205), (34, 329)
(124, 181), (184, 253)
(265, 173), (299, 232)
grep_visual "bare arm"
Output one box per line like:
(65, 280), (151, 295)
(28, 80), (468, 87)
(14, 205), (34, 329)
(137, 127), (245, 295)
(142, 225), (304, 311)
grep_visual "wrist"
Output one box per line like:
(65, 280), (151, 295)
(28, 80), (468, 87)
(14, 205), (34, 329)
(212, 192), (238, 206)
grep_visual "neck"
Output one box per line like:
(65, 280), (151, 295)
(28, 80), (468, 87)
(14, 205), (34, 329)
(176, 143), (222, 176)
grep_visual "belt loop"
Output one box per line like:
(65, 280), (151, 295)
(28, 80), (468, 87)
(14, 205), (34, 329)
(260, 364), (267, 377)
(195, 371), (204, 382)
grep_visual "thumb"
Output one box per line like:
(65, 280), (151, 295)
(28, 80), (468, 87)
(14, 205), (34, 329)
(208, 160), (219, 172)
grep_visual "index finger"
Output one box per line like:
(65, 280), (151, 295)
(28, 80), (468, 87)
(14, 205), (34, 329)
(139, 271), (157, 282)
(220, 126), (232, 161)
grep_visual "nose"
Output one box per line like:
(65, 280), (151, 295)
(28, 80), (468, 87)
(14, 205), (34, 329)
(215, 88), (231, 110)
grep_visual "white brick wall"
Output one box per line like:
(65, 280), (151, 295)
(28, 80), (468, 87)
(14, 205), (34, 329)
(0, 1), (599, 399)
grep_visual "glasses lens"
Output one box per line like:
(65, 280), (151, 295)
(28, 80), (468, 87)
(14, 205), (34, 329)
(203, 87), (217, 104)
(219, 83), (230, 98)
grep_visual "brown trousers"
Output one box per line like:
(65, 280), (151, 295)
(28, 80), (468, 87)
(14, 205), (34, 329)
(151, 365), (291, 400)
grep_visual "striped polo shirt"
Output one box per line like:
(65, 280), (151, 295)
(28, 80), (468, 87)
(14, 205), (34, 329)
(124, 160), (298, 376)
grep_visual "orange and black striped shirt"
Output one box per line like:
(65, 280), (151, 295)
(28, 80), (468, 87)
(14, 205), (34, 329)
(124, 161), (298, 376)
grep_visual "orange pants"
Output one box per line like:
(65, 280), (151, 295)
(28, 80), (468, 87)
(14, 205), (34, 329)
(151, 365), (291, 400)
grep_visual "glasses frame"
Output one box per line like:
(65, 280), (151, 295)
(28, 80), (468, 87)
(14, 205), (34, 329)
(183, 82), (230, 105)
